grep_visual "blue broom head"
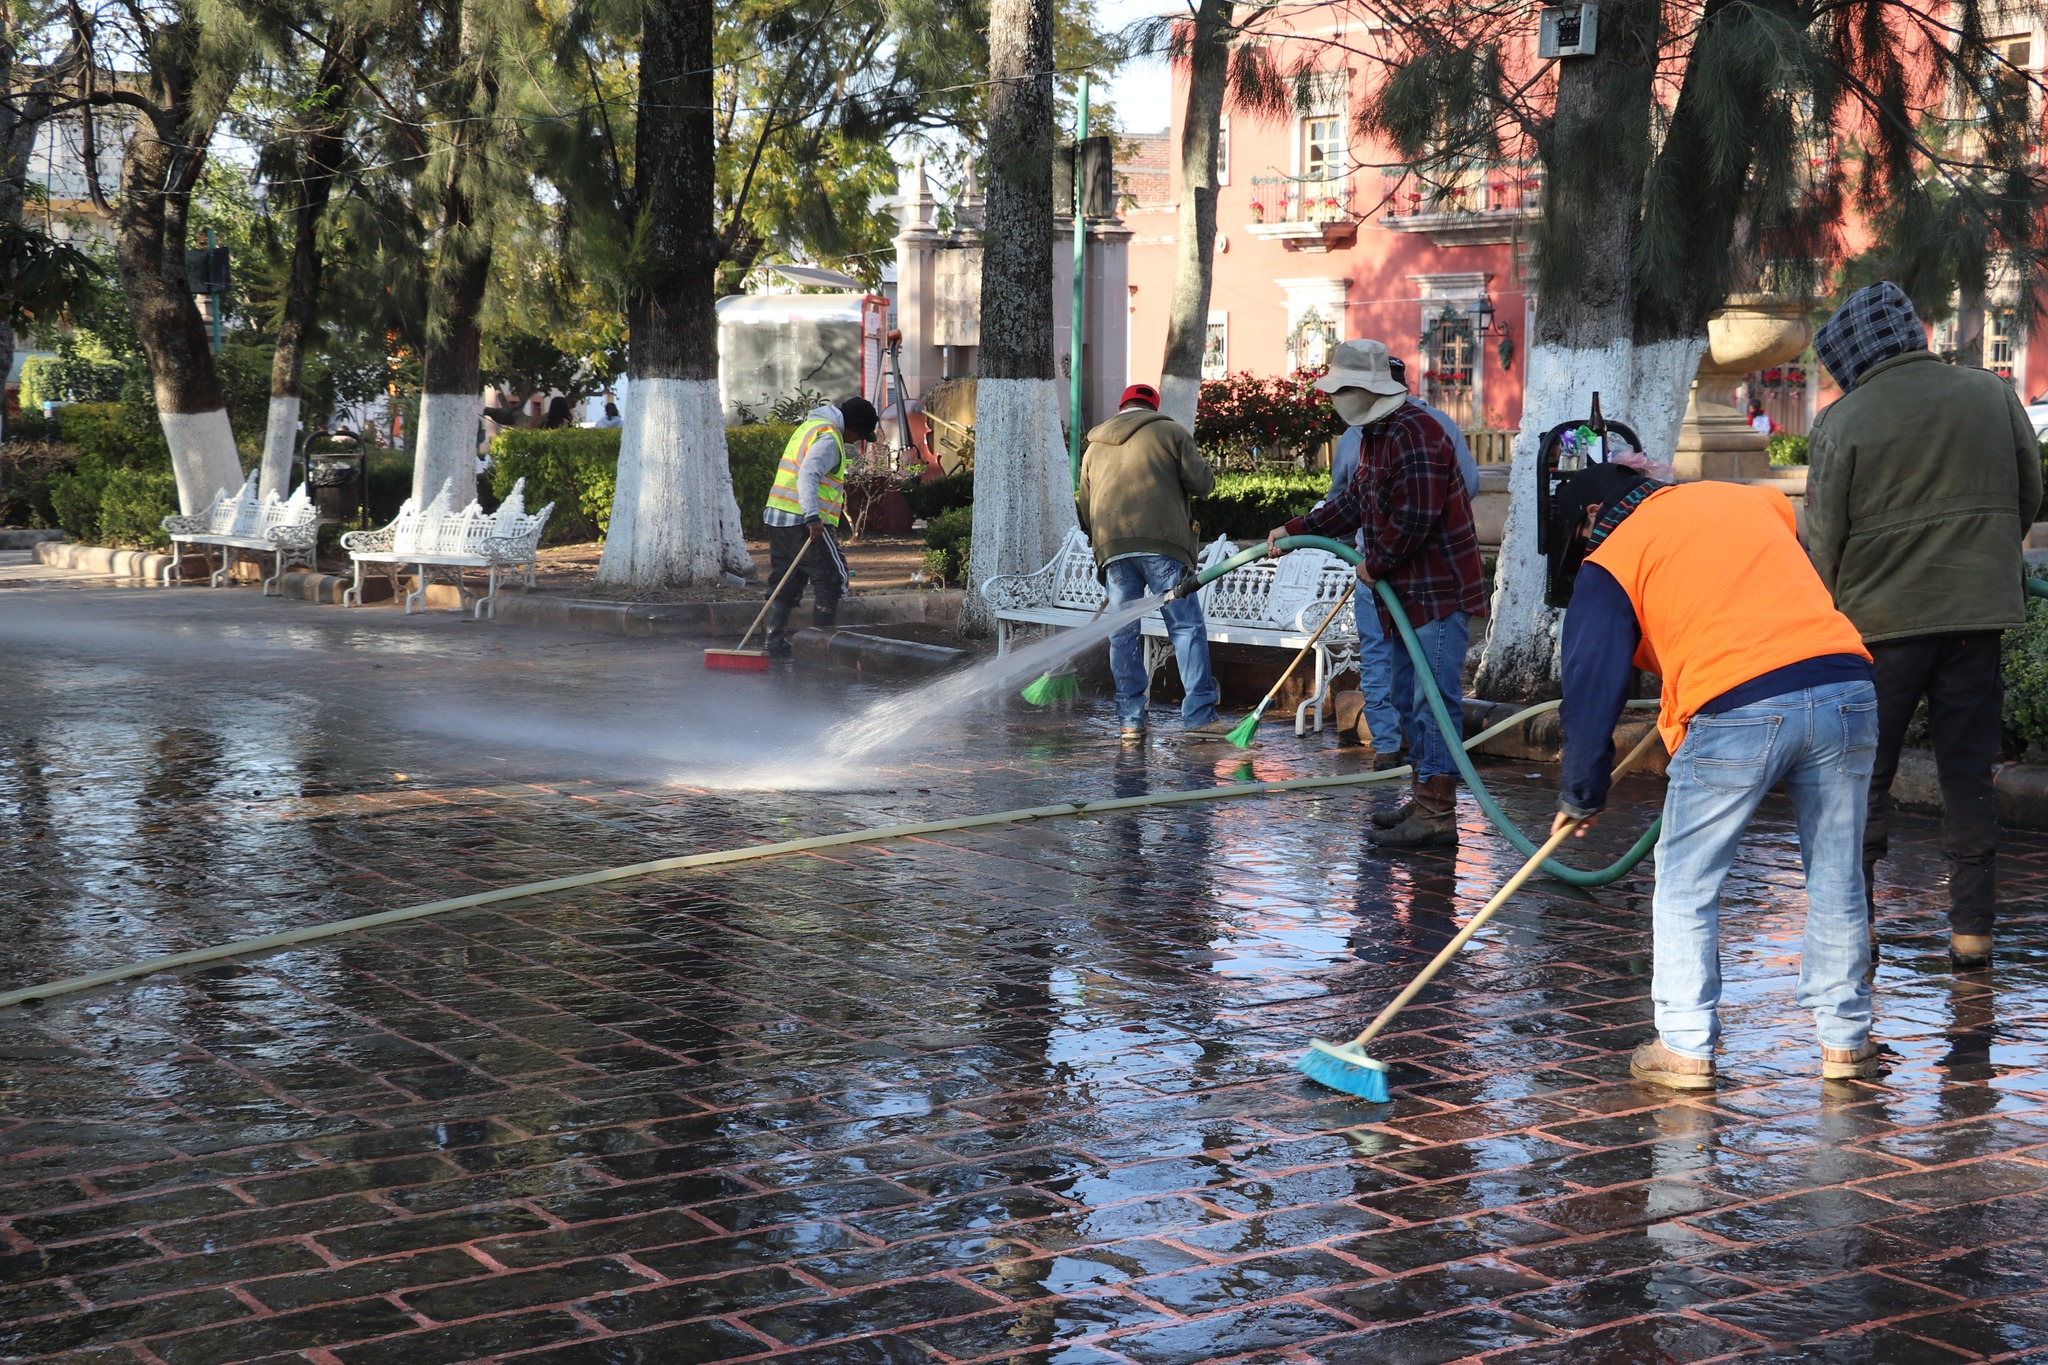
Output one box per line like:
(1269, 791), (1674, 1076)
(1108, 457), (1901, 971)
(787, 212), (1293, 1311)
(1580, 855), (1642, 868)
(1295, 1039), (1392, 1102)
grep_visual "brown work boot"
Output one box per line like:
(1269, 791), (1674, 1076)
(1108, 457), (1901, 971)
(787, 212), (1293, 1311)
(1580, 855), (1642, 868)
(1370, 750), (1408, 772)
(1951, 933), (1993, 971)
(1821, 1040), (1882, 1080)
(1630, 1039), (1716, 1090)
(1371, 776), (1458, 847)
(1370, 790), (1413, 828)
(1331, 689), (1364, 743)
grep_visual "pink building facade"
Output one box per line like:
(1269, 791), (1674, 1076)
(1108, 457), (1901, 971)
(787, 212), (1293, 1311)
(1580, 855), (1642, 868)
(1116, 12), (2048, 438)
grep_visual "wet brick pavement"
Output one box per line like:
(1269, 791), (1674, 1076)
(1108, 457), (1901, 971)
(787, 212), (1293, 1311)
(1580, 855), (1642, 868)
(3, 558), (2047, 1363)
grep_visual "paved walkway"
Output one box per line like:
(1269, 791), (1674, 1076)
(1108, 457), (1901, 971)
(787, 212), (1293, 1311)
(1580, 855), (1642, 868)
(2, 563), (2046, 1364)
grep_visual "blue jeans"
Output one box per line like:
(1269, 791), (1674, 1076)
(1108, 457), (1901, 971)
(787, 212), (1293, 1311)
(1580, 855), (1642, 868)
(1385, 610), (1469, 781)
(1353, 595), (1405, 756)
(1652, 680), (1878, 1058)
(1106, 554), (1220, 728)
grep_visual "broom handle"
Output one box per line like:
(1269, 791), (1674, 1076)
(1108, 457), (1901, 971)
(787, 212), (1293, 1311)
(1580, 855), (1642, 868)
(1346, 723), (1664, 1051)
(734, 537), (815, 650)
(1253, 582), (1355, 712)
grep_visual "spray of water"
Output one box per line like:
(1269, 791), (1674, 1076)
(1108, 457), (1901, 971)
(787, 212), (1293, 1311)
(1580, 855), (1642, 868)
(820, 593), (1164, 765)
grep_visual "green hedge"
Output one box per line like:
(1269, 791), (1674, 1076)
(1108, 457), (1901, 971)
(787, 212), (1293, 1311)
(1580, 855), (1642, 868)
(1191, 470), (1327, 540)
(39, 402), (186, 548)
(906, 470), (973, 521)
(922, 504), (971, 583)
(2004, 593), (2048, 755)
(489, 424), (794, 543)
(1768, 432), (1809, 466)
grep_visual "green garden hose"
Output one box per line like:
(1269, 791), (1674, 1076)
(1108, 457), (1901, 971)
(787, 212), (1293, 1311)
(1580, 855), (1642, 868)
(1193, 536), (1662, 886)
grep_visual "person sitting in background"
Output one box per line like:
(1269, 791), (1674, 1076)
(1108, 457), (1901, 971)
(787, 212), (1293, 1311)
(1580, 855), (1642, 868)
(1076, 383), (1234, 743)
(543, 396), (573, 429)
(600, 400), (622, 429)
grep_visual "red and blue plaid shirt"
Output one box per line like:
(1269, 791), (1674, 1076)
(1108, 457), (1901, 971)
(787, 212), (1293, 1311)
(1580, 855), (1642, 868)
(1286, 403), (1489, 629)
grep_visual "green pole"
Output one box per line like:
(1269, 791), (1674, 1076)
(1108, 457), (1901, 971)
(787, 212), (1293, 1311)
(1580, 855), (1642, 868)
(1067, 76), (1089, 490)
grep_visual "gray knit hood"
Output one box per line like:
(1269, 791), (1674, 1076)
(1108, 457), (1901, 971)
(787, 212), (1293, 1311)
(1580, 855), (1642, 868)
(1813, 281), (1927, 392)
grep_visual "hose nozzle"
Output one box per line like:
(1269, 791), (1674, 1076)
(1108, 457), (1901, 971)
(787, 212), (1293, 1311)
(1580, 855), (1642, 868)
(1162, 568), (1201, 603)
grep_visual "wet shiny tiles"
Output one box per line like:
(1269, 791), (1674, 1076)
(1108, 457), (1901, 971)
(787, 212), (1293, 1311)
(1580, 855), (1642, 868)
(2, 575), (2047, 1361)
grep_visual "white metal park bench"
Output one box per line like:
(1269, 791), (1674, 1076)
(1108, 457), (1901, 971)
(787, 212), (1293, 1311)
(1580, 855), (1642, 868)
(159, 471), (320, 594)
(341, 478), (554, 618)
(982, 527), (1361, 733)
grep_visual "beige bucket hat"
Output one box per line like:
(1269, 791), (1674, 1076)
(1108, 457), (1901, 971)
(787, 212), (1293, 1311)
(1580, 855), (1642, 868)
(1314, 338), (1407, 426)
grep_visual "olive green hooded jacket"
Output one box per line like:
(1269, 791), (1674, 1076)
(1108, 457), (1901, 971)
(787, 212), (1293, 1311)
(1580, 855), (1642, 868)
(1074, 409), (1215, 571)
(1806, 349), (2043, 643)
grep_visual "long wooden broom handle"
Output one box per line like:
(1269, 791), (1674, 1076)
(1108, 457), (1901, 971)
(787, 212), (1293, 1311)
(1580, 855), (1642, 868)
(734, 536), (815, 650)
(1347, 722), (1664, 1051)
(1252, 581), (1356, 712)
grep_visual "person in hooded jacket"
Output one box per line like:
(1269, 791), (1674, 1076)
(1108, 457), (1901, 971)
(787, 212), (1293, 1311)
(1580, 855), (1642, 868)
(1075, 383), (1234, 742)
(1806, 281), (2044, 971)
(760, 396), (879, 657)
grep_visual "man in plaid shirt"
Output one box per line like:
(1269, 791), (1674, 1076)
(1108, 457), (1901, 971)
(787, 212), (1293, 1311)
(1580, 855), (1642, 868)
(1266, 338), (1488, 847)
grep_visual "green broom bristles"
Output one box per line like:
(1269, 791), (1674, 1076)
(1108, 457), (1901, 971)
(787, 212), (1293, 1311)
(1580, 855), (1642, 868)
(1020, 669), (1080, 705)
(1224, 702), (1269, 749)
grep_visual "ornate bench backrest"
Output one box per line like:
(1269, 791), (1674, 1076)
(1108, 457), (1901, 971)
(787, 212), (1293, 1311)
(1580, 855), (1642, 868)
(1202, 543), (1336, 632)
(392, 478), (456, 556)
(485, 479), (551, 558)
(258, 484), (316, 535)
(208, 471), (260, 534)
(1050, 528), (1106, 611)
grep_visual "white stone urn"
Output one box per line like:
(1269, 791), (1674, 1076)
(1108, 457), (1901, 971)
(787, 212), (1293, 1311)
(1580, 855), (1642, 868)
(1673, 294), (1814, 482)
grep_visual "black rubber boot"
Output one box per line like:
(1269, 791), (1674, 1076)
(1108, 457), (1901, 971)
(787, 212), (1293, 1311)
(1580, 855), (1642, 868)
(812, 599), (840, 630)
(763, 599), (796, 658)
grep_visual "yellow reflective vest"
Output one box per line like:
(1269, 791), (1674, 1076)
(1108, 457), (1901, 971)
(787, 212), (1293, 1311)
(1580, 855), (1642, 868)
(765, 419), (847, 527)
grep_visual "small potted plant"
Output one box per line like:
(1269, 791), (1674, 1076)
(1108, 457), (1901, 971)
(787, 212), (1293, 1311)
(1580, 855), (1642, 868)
(1249, 198), (1265, 222)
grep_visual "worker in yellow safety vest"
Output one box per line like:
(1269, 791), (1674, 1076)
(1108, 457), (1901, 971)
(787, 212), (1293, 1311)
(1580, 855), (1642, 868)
(761, 397), (878, 657)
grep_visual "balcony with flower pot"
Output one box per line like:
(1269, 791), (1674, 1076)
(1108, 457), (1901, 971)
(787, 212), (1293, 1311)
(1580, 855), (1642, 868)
(1380, 165), (1544, 247)
(1245, 175), (1359, 252)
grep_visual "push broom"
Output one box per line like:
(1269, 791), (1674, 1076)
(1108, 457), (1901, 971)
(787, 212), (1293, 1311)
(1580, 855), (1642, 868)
(1019, 599), (1108, 705)
(1296, 724), (1664, 1101)
(705, 539), (813, 671)
(1226, 582), (1355, 748)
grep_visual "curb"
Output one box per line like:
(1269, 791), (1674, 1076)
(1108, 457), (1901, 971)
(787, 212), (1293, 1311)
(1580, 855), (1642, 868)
(0, 529), (63, 549)
(33, 539), (179, 581)
(1464, 697), (2048, 833)
(492, 588), (962, 638)
(793, 626), (973, 677)
(1462, 698), (1670, 777)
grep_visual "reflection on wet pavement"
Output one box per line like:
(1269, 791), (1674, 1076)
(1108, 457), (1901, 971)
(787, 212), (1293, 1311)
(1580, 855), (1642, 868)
(2, 567), (2047, 1363)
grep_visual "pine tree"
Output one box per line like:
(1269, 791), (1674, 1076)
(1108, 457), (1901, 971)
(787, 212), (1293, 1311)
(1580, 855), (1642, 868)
(1356, 0), (2048, 696)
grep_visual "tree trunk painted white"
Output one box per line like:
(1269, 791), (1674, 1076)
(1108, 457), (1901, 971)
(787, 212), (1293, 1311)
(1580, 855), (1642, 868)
(412, 391), (483, 507)
(961, 377), (1077, 632)
(1475, 335), (1706, 700)
(258, 394), (300, 501)
(160, 408), (244, 514)
(595, 378), (752, 588)
(1158, 374), (1201, 432)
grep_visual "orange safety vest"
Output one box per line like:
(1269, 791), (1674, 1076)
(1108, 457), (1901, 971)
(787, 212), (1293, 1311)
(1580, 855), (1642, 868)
(1586, 482), (1871, 753)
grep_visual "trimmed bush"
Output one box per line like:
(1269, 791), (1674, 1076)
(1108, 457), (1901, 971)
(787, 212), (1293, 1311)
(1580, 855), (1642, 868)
(1768, 432), (1809, 466)
(0, 440), (72, 527)
(1191, 470), (1327, 540)
(2004, 592), (2048, 756)
(725, 424), (794, 535)
(489, 424), (796, 543)
(905, 469), (973, 521)
(922, 504), (972, 584)
(56, 401), (170, 468)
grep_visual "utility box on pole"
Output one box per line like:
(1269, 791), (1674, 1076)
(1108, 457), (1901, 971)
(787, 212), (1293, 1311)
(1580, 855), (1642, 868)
(1538, 4), (1598, 57)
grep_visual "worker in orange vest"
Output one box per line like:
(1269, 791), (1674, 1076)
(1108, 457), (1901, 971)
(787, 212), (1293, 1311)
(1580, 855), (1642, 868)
(1547, 464), (1879, 1090)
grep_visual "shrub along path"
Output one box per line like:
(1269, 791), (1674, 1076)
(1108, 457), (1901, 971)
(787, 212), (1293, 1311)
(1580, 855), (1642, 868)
(517, 535), (938, 600)
(2, 566), (2046, 1363)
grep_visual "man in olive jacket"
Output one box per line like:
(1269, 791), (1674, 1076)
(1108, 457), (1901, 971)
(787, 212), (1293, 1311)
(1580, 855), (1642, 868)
(1075, 383), (1232, 742)
(1807, 280), (2044, 970)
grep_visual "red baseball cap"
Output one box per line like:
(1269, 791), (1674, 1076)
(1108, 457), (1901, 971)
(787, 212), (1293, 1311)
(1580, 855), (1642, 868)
(1120, 383), (1161, 410)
